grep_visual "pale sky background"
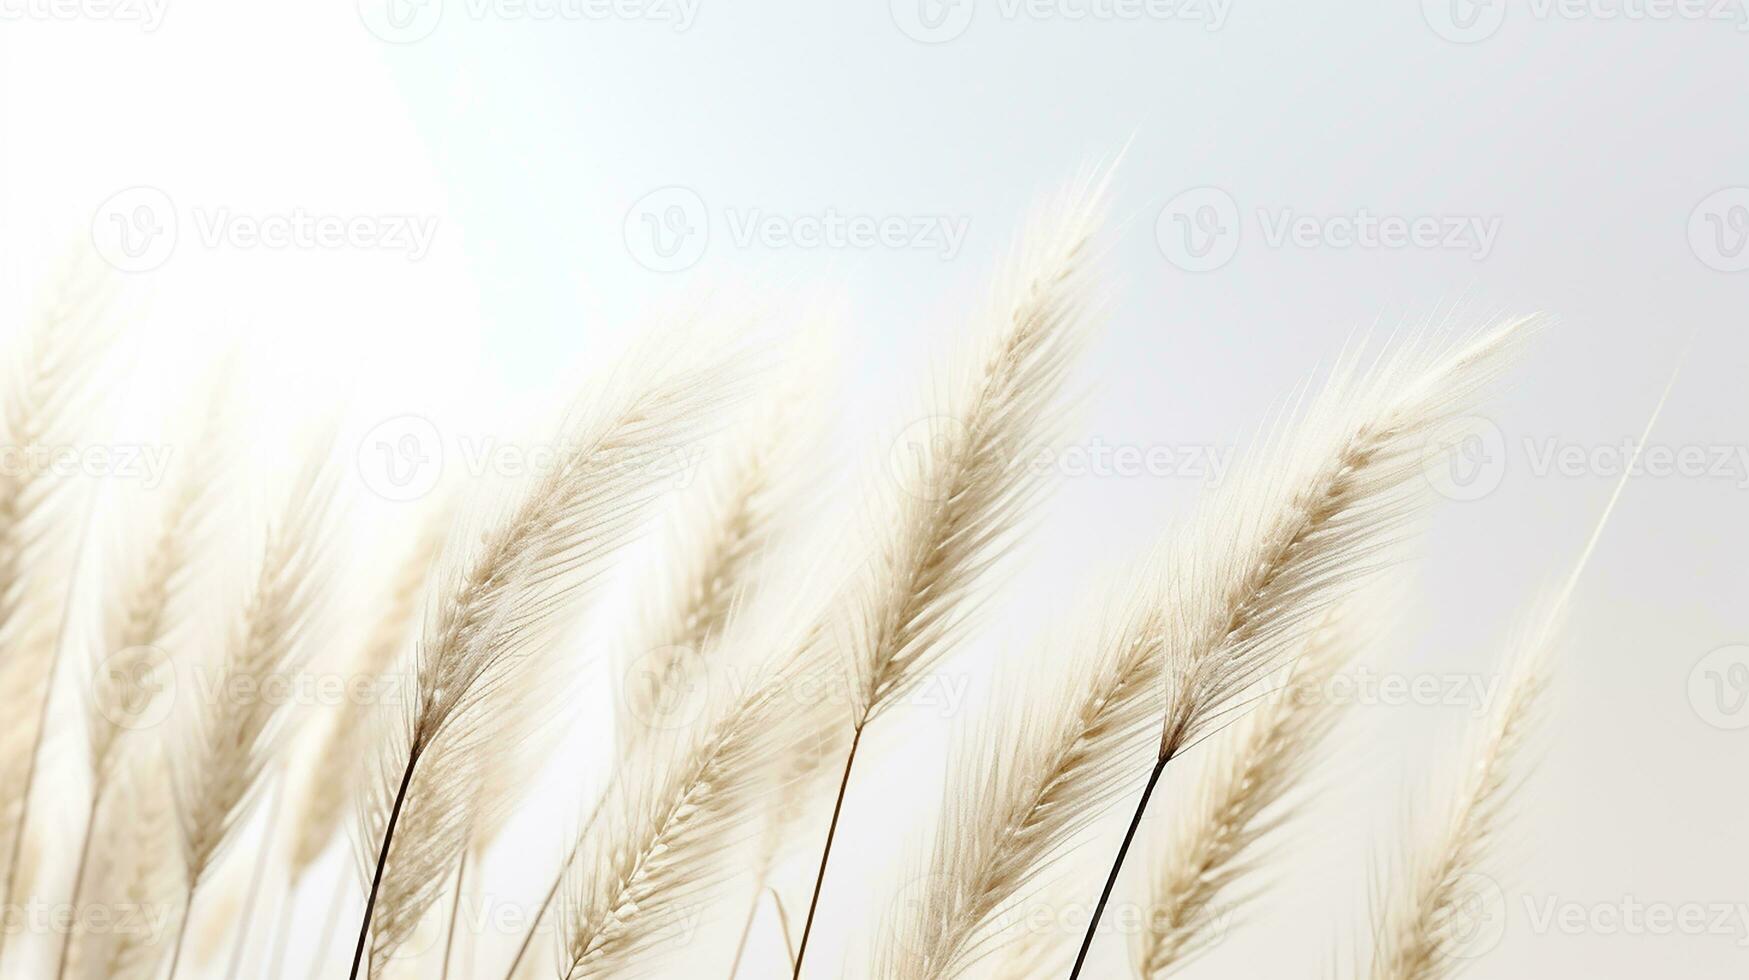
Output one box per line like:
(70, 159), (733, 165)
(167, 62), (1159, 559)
(1, 1), (1747, 977)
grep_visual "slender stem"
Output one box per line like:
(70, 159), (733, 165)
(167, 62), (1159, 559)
(440, 850), (468, 980)
(165, 885), (197, 980)
(772, 891), (796, 970)
(305, 868), (349, 980)
(226, 775), (286, 978)
(790, 723), (863, 980)
(1066, 753), (1171, 980)
(500, 781), (613, 979)
(53, 788), (106, 980)
(266, 870), (301, 980)
(724, 873), (770, 980)
(349, 748), (420, 980)
(0, 488), (98, 971)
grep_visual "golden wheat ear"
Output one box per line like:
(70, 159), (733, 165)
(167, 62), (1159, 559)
(1367, 372), (1674, 980)
(876, 317), (1537, 980)
(351, 326), (752, 978)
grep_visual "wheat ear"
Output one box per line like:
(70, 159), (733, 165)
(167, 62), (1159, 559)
(67, 749), (181, 980)
(56, 381), (227, 980)
(0, 253), (119, 965)
(554, 642), (818, 979)
(351, 332), (747, 978)
(1063, 319), (1537, 977)
(1368, 370), (1672, 980)
(1133, 603), (1361, 976)
(288, 502), (449, 886)
(167, 445), (341, 977)
(791, 168), (1110, 977)
(494, 374), (815, 979)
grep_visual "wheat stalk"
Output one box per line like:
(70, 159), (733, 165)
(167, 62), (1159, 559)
(791, 168), (1110, 977)
(1061, 319), (1538, 977)
(1367, 371), (1672, 980)
(66, 749), (181, 980)
(0, 252), (119, 969)
(288, 502), (450, 887)
(1132, 603), (1361, 977)
(351, 331), (748, 978)
(167, 445), (341, 977)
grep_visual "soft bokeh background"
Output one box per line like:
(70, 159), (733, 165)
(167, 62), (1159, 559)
(2, 1), (1746, 977)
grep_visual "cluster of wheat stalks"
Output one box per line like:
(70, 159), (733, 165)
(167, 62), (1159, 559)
(0, 167), (1665, 980)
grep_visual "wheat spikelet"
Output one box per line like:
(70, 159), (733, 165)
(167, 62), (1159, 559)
(1133, 604), (1361, 977)
(288, 503), (449, 883)
(68, 753), (181, 980)
(1367, 371), (1671, 980)
(840, 172), (1106, 730)
(0, 252), (119, 915)
(788, 168), (1110, 976)
(879, 318), (1535, 980)
(354, 331), (749, 976)
(175, 445), (340, 890)
(556, 647), (813, 979)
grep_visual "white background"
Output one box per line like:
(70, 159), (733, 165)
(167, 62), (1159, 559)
(2, 0), (1747, 977)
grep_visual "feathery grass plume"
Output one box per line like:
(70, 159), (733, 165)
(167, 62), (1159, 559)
(872, 317), (1534, 980)
(496, 347), (824, 980)
(1367, 372), (1673, 980)
(791, 168), (1110, 977)
(1060, 318), (1542, 977)
(68, 753), (181, 980)
(555, 645), (815, 979)
(0, 251), (119, 949)
(56, 378), (230, 980)
(1133, 603), (1362, 977)
(352, 331), (749, 979)
(288, 502), (450, 885)
(167, 443), (341, 976)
